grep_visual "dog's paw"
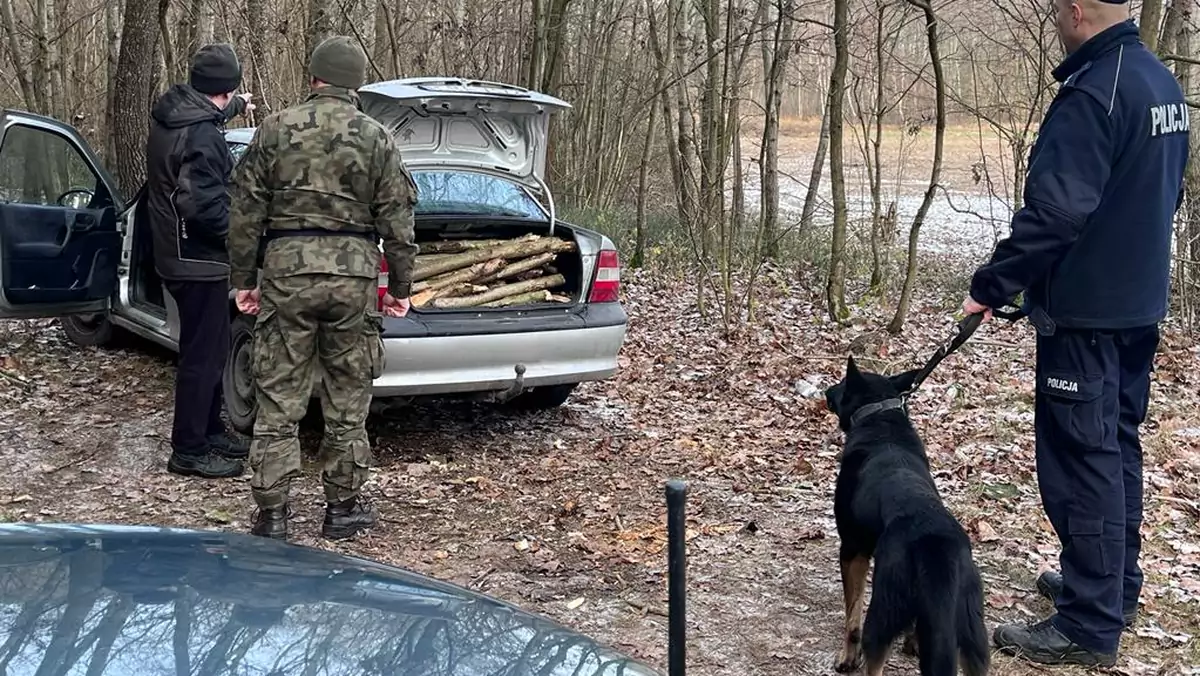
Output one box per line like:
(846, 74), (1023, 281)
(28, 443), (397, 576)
(900, 630), (919, 657)
(834, 651), (864, 673)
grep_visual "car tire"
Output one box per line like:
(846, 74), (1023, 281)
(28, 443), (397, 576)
(60, 312), (115, 347)
(224, 314), (258, 436)
(508, 383), (578, 410)
(224, 314), (328, 437)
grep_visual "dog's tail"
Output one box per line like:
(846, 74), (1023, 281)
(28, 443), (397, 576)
(911, 537), (971, 676)
(956, 559), (990, 676)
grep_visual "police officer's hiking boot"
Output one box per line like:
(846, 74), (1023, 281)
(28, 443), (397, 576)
(993, 617), (1117, 667)
(208, 431), (250, 459)
(322, 496), (378, 540)
(250, 504), (290, 540)
(167, 450), (244, 479)
(1036, 570), (1137, 628)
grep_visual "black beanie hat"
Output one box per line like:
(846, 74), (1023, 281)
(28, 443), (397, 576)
(309, 36), (368, 90)
(190, 43), (243, 96)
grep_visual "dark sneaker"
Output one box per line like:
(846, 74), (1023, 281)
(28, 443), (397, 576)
(322, 497), (378, 540)
(167, 451), (244, 479)
(208, 431), (250, 459)
(993, 617), (1117, 667)
(250, 505), (290, 540)
(1036, 570), (1137, 628)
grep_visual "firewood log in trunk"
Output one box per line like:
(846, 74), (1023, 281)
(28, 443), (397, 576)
(412, 258), (506, 293)
(477, 252), (557, 284)
(548, 294), (571, 303)
(429, 274), (566, 308)
(413, 238), (575, 281)
(417, 233), (538, 254)
(482, 290), (553, 307)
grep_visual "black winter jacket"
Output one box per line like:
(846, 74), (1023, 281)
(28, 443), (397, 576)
(145, 84), (246, 282)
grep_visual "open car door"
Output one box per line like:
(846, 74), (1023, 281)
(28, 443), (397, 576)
(0, 111), (123, 319)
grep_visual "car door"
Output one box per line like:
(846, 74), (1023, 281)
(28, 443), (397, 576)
(0, 111), (124, 319)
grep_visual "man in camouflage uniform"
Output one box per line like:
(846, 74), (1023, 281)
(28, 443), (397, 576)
(226, 35), (418, 541)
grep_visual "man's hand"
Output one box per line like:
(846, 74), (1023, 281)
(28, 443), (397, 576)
(236, 288), (261, 315)
(237, 92), (256, 115)
(962, 295), (992, 321)
(381, 293), (410, 318)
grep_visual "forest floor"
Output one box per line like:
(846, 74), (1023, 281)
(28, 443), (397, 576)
(2, 121), (1200, 675)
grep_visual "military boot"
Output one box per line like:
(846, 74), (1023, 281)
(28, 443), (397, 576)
(251, 505), (290, 540)
(208, 431), (250, 459)
(322, 497), (378, 540)
(993, 617), (1117, 667)
(1036, 571), (1137, 628)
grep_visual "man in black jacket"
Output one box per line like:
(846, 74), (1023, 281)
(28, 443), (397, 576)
(146, 43), (255, 479)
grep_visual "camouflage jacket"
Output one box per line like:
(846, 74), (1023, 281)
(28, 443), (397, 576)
(227, 86), (419, 297)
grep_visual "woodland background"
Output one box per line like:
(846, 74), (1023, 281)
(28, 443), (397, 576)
(4, 2), (1200, 675)
(2, 0), (1198, 333)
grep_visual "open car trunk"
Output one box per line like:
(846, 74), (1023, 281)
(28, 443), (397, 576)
(355, 79), (585, 314)
(396, 220), (583, 311)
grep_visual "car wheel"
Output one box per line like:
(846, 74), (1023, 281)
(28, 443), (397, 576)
(224, 314), (258, 436)
(60, 312), (115, 347)
(508, 383), (578, 410)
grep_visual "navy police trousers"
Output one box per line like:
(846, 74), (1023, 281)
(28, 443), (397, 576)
(1035, 325), (1158, 654)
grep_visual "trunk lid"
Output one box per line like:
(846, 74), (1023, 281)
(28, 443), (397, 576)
(358, 78), (572, 190)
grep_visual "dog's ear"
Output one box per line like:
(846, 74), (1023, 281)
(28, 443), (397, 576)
(888, 368), (921, 394)
(845, 355), (862, 380)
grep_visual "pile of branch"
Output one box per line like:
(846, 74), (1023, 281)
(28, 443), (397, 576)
(410, 234), (575, 309)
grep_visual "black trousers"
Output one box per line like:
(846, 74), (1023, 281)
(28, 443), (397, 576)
(1035, 324), (1158, 654)
(165, 280), (231, 457)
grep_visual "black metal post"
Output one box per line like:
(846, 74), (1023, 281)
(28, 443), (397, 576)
(665, 479), (687, 676)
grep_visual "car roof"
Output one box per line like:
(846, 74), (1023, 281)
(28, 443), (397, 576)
(224, 126), (255, 144)
(0, 523), (661, 676)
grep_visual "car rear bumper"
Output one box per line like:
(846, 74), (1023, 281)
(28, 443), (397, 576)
(370, 322), (627, 397)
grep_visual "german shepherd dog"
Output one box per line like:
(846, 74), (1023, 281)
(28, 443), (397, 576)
(824, 357), (989, 676)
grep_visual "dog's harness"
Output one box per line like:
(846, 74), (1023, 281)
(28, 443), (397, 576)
(849, 308), (1025, 427)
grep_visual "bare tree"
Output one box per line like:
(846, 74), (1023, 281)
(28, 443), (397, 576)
(825, 0), (850, 323)
(888, 0), (945, 334)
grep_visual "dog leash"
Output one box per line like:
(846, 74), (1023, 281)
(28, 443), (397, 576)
(902, 306), (1025, 397)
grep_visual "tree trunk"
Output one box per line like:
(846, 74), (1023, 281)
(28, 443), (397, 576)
(246, 0), (275, 114)
(799, 94), (830, 237)
(1140, 0), (1165, 53)
(868, 0), (887, 293)
(112, 0), (161, 197)
(825, 0), (850, 323)
(888, 0), (945, 334)
(105, 0), (123, 163)
(759, 0), (793, 260)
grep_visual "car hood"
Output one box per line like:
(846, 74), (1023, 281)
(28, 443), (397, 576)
(357, 77), (571, 189)
(0, 523), (661, 676)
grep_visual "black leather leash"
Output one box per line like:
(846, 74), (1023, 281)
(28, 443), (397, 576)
(846, 306), (1025, 428)
(903, 306), (1025, 396)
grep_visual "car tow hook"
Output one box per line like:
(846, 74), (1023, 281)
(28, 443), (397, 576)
(492, 364), (527, 403)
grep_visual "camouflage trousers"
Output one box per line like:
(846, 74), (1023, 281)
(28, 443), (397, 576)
(248, 274), (385, 508)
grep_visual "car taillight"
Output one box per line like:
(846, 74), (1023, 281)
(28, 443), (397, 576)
(588, 249), (620, 303)
(377, 257), (389, 308)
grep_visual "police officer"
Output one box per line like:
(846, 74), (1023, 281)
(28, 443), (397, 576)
(964, 0), (1188, 667)
(226, 35), (419, 541)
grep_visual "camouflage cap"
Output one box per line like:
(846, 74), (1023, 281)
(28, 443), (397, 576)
(309, 36), (367, 89)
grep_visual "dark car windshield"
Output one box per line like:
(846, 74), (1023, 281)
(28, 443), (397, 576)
(226, 142), (545, 220)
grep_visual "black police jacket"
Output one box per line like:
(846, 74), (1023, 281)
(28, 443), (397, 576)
(969, 20), (1189, 330)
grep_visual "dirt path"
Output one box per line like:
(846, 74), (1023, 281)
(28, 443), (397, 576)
(2, 269), (1199, 675)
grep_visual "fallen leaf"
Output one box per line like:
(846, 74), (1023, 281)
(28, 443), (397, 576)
(566, 597), (585, 610)
(204, 510), (232, 524)
(975, 519), (1000, 542)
